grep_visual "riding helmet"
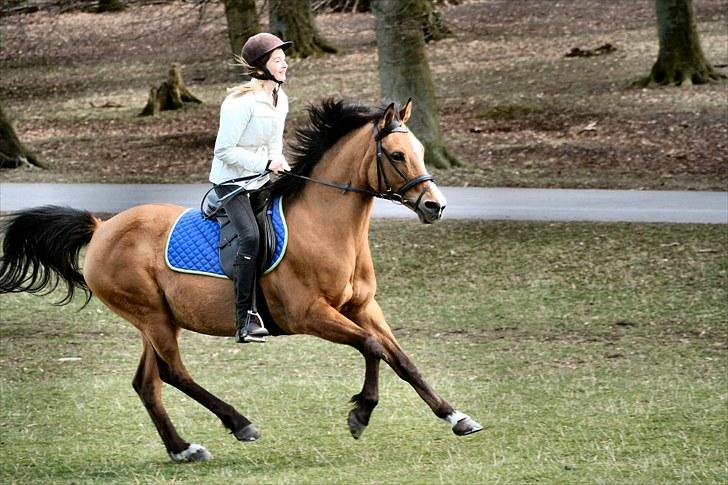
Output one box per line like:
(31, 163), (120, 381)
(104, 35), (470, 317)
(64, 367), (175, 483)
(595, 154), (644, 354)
(242, 33), (292, 66)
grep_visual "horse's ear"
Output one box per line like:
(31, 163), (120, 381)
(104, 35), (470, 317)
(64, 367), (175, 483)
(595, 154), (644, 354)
(378, 102), (396, 131)
(400, 98), (412, 124)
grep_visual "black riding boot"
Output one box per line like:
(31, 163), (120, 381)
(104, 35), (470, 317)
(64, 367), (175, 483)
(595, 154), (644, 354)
(233, 255), (269, 343)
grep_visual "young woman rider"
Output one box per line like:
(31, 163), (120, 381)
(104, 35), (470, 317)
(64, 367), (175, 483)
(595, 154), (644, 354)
(209, 33), (292, 343)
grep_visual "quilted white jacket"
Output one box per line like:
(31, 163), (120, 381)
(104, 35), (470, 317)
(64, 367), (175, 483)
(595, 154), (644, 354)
(209, 84), (288, 189)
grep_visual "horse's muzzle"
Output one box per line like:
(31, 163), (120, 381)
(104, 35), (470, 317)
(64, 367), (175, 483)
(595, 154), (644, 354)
(415, 184), (447, 224)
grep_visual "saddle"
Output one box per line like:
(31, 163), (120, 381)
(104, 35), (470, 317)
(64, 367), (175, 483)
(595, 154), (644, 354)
(164, 187), (288, 335)
(201, 188), (279, 280)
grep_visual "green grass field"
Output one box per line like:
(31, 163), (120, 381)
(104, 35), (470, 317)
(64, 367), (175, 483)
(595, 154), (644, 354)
(1, 220), (726, 484)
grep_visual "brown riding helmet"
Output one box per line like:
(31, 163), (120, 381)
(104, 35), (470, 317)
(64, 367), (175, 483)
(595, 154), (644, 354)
(242, 33), (292, 67)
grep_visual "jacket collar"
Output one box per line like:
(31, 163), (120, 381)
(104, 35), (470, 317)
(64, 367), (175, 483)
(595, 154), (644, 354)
(254, 85), (284, 108)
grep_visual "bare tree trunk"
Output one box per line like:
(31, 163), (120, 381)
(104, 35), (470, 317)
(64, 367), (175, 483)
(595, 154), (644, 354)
(222, 0), (260, 59)
(372, 0), (460, 168)
(270, 0), (338, 58)
(140, 64), (202, 117)
(312, 0), (371, 13)
(97, 0), (126, 13)
(0, 104), (47, 169)
(315, 0), (452, 42)
(637, 0), (725, 87)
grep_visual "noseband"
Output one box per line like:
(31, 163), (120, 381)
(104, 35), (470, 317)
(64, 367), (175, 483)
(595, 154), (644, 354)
(281, 119), (435, 213)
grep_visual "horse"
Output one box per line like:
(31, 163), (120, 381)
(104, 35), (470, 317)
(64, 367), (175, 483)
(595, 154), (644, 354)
(0, 98), (482, 462)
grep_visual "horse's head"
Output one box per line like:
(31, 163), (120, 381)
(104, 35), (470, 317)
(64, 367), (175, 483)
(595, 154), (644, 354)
(371, 100), (447, 224)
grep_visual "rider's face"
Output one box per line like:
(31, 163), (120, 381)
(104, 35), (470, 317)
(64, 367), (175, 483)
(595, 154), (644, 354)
(266, 49), (288, 82)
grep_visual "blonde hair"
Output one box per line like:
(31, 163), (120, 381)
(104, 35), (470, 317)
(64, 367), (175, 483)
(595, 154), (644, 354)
(227, 53), (266, 97)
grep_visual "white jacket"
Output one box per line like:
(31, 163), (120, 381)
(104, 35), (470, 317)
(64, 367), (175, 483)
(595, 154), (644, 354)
(209, 85), (288, 189)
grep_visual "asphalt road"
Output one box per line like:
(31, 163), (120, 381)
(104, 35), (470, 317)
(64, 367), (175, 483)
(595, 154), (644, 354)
(1, 183), (726, 224)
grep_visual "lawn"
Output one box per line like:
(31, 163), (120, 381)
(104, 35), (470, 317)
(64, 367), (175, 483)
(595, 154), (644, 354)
(1, 220), (726, 484)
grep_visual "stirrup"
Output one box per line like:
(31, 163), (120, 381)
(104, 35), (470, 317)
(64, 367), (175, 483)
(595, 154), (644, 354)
(236, 310), (269, 344)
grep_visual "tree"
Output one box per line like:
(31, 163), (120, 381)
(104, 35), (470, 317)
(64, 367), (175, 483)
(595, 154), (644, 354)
(0, 104), (46, 169)
(314, 0), (452, 42)
(372, 0), (460, 168)
(222, 0), (260, 59)
(97, 0), (126, 13)
(637, 0), (725, 87)
(269, 0), (338, 58)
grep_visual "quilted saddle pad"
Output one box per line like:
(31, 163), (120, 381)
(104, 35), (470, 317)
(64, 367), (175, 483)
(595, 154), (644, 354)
(165, 195), (288, 278)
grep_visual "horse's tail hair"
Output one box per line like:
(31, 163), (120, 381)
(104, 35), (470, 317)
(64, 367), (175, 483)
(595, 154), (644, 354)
(0, 205), (100, 306)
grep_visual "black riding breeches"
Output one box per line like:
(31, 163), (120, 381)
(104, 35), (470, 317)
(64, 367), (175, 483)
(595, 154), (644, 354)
(214, 184), (260, 321)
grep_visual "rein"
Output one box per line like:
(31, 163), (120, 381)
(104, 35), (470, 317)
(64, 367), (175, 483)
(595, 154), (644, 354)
(282, 121), (435, 211)
(210, 119), (436, 213)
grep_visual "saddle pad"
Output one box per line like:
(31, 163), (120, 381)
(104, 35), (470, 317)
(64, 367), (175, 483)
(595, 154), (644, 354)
(166, 209), (227, 278)
(165, 196), (288, 278)
(264, 195), (288, 275)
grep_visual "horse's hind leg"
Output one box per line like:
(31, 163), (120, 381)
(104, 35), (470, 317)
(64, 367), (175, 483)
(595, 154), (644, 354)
(140, 321), (262, 446)
(348, 340), (381, 439)
(133, 338), (212, 461)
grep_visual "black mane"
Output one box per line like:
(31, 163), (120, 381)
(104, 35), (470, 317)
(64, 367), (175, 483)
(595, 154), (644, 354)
(270, 98), (383, 200)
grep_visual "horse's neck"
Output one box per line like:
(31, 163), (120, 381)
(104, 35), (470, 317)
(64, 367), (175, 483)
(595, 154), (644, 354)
(293, 128), (374, 242)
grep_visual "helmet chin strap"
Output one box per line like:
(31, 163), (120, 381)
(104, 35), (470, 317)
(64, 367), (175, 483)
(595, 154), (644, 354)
(252, 67), (284, 85)
(251, 68), (284, 106)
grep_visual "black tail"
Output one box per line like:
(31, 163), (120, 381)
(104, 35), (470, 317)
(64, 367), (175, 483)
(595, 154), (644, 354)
(0, 206), (98, 305)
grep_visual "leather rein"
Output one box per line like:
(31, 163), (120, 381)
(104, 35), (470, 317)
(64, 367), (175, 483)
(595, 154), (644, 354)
(282, 121), (435, 211)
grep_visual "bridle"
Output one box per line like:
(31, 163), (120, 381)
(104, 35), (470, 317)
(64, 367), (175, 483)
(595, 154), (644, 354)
(372, 122), (435, 211)
(282, 119), (436, 213)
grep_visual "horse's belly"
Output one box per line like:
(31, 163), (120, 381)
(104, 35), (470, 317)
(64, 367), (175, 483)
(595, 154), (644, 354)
(161, 271), (236, 337)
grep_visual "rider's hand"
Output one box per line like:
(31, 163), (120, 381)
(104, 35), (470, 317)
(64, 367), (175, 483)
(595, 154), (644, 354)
(267, 156), (290, 174)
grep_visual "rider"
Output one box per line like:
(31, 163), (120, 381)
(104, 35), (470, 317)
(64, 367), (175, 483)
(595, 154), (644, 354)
(209, 33), (292, 343)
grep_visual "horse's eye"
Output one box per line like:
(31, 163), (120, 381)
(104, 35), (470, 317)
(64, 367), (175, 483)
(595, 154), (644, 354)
(391, 151), (405, 162)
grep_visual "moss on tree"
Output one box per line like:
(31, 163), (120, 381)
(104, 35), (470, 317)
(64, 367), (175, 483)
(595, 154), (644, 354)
(223, 0), (260, 58)
(270, 0), (338, 58)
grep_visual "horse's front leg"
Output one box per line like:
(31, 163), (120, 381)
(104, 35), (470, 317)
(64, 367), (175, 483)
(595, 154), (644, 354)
(347, 301), (482, 437)
(379, 333), (483, 436)
(356, 300), (484, 437)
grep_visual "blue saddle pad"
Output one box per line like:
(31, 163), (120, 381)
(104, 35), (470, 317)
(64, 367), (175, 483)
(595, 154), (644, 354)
(165, 196), (288, 278)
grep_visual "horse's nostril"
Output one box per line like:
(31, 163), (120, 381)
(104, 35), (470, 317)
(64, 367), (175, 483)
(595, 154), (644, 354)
(424, 200), (443, 215)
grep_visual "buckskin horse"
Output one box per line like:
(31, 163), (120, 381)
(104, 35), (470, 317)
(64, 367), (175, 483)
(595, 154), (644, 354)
(0, 98), (482, 462)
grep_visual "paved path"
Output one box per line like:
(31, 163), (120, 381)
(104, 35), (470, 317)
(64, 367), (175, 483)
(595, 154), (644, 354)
(1, 183), (726, 223)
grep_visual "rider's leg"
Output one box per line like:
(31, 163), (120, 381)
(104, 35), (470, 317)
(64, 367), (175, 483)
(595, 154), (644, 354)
(214, 185), (268, 343)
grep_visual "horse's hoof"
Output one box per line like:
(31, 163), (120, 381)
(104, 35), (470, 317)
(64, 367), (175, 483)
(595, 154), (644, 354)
(347, 410), (367, 440)
(169, 443), (213, 462)
(234, 423), (261, 442)
(452, 416), (483, 436)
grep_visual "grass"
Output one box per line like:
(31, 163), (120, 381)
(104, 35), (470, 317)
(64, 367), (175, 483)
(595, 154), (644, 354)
(1, 220), (726, 484)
